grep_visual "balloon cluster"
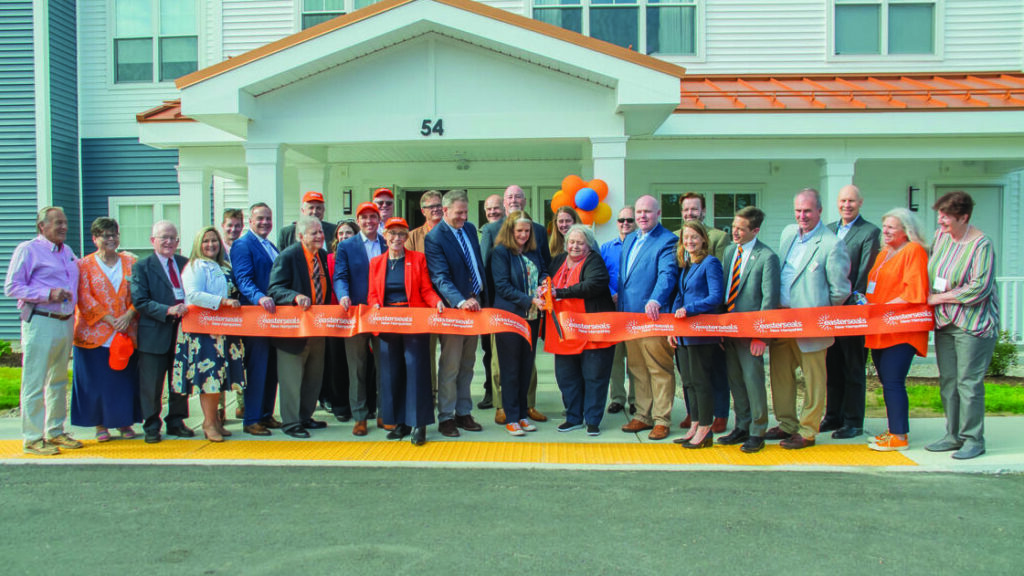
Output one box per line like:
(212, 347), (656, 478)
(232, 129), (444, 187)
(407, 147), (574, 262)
(550, 175), (612, 225)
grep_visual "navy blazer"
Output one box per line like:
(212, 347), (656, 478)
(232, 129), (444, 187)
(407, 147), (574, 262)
(671, 255), (724, 346)
(332, 233), (386, 305)
(230, 230), (277, 306)
(488, 244), (546, 318)
(130, 253), (189, 355)
(617, 223), (679, 314)
(267, 243), (333, 354)
(424, 221), (487, 307)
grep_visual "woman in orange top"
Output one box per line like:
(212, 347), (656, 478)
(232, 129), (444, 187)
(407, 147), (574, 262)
(864, 208), (929, 452)
(71, 218), (141, 442)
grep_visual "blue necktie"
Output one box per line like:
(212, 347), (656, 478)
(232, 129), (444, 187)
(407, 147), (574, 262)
(456, 228), (482, 295)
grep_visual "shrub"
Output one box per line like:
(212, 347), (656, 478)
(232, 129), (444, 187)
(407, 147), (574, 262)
(0, 341), (11, 359)
(987, 330), (1020, 376)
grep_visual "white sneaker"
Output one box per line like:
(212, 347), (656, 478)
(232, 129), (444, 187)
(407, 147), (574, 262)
(519, 419), (537, 432)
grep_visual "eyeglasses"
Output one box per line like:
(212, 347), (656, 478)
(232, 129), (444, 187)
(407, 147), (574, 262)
(154, 235), (178, 242)
(617, 218), (635, 224)
(375, 200), (394, 207)
(421, 204), (442, 211)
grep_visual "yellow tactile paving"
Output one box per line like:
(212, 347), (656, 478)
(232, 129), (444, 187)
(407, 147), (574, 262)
(0, 439), (915, 466)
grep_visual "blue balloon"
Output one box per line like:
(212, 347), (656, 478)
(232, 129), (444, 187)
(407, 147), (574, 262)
(575, 187), (599, 211)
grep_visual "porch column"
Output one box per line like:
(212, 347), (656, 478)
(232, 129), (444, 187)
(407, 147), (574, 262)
(590, 136), (628, 243)
(819, 158), (856, 224)
(245, 144), (286, 232)
(177, 165), (212, 253)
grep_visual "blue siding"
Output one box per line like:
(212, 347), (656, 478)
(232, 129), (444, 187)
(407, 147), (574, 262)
(49, 0), (80, 253)
(0, 1), (38, 341)
(81, 138), (180, 228)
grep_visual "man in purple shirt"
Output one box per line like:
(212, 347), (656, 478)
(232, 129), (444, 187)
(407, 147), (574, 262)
(4, 207), (82, 455)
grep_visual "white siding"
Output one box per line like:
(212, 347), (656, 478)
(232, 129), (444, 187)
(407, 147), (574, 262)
(222, 0), (296, 58)
(213, 175), (249, 218)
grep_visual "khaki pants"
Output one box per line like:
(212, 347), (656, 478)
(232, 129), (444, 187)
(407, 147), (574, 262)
(768, 338), (827, 440)
(625, 336), (676, 427)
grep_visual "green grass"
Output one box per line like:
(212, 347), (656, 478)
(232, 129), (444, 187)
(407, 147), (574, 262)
(873, 383), (1024, 415)
(0, 367), (22, 410)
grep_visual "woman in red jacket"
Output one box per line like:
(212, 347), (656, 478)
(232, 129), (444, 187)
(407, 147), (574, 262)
(367, 218), (444, 446)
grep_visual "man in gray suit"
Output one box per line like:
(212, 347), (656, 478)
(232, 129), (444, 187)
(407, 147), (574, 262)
(822, 184), (880, 439)
(767, 188), (851, 449)
(718, 206), (780, 454)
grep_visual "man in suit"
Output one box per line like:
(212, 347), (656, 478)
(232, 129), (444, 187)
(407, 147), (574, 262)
(478, 185), (551, 421)
(619, 195), (680, 440)
(823, 184), (880, 439)
(130, 220), (193, 443)
(267, 215), (331, 438)
(277, 191), (337, 251)
(718, 206), (780, 453)
(678, 192), (731, 433)
(600, 206), (636, 414)
(424, 189), (486, 437)
(768, 188), (851, 449)
(333, 201), (386, 436)
(230, 203), (282, 436)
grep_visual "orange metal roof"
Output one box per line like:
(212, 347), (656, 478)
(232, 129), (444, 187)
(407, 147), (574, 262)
(136, 100), (193, 123)
(678, 73), (1024, 112)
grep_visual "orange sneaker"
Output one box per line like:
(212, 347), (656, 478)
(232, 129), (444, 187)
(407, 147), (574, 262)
(869, 431), (891, 444)
(869, 434), (908, 452)
(505, 422), (525, 437)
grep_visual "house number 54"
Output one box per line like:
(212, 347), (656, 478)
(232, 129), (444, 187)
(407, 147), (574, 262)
(420, 119), (444, 136)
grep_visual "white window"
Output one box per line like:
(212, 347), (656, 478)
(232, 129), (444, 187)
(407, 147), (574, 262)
(834, 0), (936, 55)
(109, 196), (181, 255)
(114, 0), (198, 83)
(654, 184), (760, 234)
(533, 0), (698, 56)
(301, 0), (384, 30)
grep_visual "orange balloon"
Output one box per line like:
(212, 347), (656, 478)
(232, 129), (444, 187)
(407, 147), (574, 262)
(561, 175), (586, 195)
(577, 209), (595, 225)
(550, 190), (573, 211)
(589, 179), (609, 201)
(593, 202), (612, 225)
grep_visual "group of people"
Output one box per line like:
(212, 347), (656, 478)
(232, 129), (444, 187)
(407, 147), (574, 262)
(6, 184), (999, 460)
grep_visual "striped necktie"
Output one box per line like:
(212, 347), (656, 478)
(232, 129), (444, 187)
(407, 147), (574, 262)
(311, 255), (323, 305)
(456, 228), (482, 295)
(726, 245), (743, 312)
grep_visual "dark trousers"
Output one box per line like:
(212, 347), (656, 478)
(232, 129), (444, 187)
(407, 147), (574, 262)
(554, 346), (615, 427)
(321, 337), (351, 417)
(138, 349), (189, 435)
(495, 319), (539, 424)
(825, 335), (867, 428)
(345, 334), (380, 421)
(480, 333), (493, 395)
(677, 343), (715, 426)
(871, 344), (916, 435)
(679, 344), (729, 420)
(242, 336), (278, 426)
(379, 332), (435, 428)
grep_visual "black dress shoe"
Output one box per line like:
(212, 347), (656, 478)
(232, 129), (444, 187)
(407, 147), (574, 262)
(682, 434), (713, 449)
(629, 404), (636, 415)
(411, 427), (426, 446)
(818, 418), (843, 433)
(334, 411), (352, 423)
(454, 414), (483, 432)
(477, 390), (493, 410)
(740, 436), (765, 453)
(283, 426), (310, 439)
(438, 419), (460, 437)
(166, 425), (195, 438)
(302, 419), (327, 429)
(144, 432), (161, 444)
(607, 402), (624, 414)
(831, 426), (863, 439)
(386, 425), (412, 440)
(716, 428), (750, 445)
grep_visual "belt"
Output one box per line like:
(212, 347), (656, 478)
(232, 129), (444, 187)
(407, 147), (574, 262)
(33, 309), (72, 321)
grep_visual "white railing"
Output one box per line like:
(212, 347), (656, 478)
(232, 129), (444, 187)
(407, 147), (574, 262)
(997, 276), (1024, 343)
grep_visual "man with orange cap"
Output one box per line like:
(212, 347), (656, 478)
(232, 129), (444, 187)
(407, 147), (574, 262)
(278, 191), (337, 251)
(373, 188), (396, 235)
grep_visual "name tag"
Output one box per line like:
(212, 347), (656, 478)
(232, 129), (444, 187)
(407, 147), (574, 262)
(866, 281), (876, 295)
(933, 277), (948, 292)
(173, 287), (185, 301)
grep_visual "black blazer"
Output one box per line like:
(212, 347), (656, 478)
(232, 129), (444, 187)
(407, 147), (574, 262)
(548, 251), (615, 314)
(130, 253), (189, 355)
(278, 221), (337, 252)
(267, 243), (333, 354)
(488, 244), (546, 318)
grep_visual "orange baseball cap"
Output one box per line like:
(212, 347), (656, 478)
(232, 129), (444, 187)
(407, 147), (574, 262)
(373, 187), (394, 200)
(356, 202), (380, 217)
(302, 191), (325, 203)
(384, 217), (409, 230)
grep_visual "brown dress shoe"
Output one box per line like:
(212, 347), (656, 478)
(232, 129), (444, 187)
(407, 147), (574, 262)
(621, 419), (654, 433)
(495, 408), (506, 425)
(243, 423), (271, 436)
(527, 407), (548, 422)
(235, 407), (245, 419)
(648, 425), (670, 440)
(438, 419), (460, 437)
(779, 434), (816, 450)
(765, 426), (791, 440)
(352, 421), (368, 436)
(377, 417), (394, 430)
(260, 417), (283, 429)
(455, 414), (483, 431)
(711, 417), (728, 433)
(678, 416), (692, 429)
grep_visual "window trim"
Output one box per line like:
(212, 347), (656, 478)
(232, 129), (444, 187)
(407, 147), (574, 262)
(651, 183), (762, 235)
(828, 0), (944, 62)
(108, 195), (181, 253)
(109, 0), (202, 86)
(530, 0), (705, 60)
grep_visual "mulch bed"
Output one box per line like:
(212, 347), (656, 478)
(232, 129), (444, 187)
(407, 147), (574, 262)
(0, 352), (23, 368)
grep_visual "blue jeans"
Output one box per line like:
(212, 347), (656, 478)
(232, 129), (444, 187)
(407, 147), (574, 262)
(871, 343), (916, 435)
(554, 346), (615, 426)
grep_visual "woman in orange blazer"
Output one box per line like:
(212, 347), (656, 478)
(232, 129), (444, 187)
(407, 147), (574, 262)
(368, 218), (444, 446)
(71, 217), (142, 442)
